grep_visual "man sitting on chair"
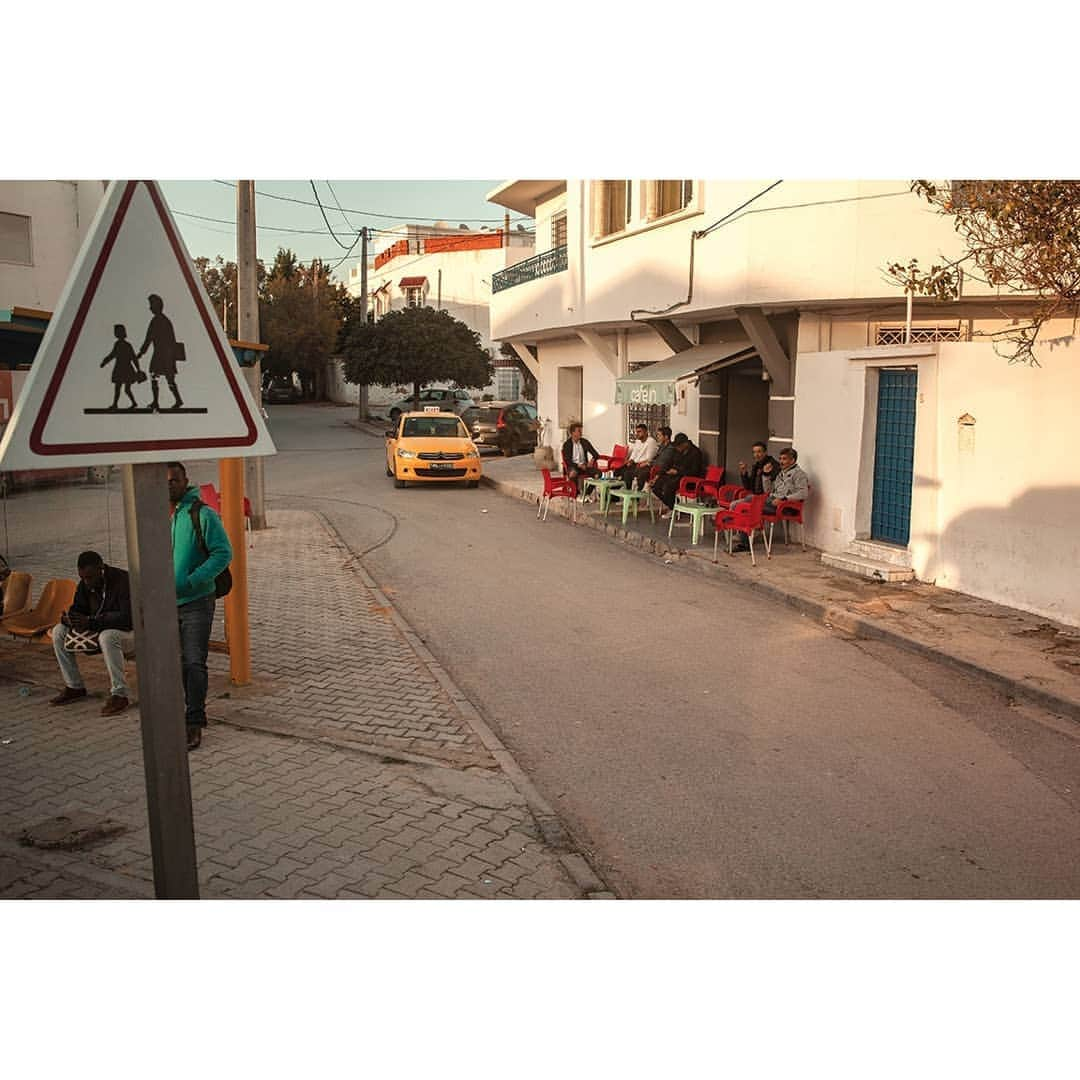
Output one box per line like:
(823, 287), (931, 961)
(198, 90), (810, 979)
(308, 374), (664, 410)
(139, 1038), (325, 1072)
(646, 427), (681, 517)
(50, 551), (135, 716)
(730, 447), (809, 549)
(561, 422), (600, 496)
(619, 423), (658, 489)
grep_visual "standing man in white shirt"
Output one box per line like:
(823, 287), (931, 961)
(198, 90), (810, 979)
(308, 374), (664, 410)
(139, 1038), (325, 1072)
(619, 423), (659, 489)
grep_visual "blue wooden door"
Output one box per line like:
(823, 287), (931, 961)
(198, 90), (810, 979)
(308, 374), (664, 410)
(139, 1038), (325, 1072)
(871, 369), (918, 545)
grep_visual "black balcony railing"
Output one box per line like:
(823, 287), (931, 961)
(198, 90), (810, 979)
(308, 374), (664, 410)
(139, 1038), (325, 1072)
(491, 245), (568, 293)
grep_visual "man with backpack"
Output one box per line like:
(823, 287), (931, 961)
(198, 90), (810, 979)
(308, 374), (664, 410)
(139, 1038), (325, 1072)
(167, 462), (233, 751)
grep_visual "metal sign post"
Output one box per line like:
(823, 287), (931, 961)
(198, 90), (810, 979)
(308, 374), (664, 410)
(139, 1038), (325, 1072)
(121, 461), (199, 898)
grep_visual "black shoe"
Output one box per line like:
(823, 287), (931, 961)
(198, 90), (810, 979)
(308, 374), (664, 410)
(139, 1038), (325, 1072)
(186, 724), (202, 751)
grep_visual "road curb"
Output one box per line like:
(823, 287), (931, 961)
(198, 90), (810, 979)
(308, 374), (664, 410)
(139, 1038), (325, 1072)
(307, 509), (615, 899)
(481, 474), (1080, 724)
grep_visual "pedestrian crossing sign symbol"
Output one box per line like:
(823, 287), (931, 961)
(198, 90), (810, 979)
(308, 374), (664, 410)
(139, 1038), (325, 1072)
(0, 180), (275, 469)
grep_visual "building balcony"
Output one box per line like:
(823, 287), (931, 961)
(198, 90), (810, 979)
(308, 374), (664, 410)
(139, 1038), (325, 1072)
(491, 245), (567, 294)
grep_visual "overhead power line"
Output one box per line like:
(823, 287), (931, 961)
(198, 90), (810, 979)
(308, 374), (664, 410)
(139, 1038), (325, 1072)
(212, 179), (532, 223)
(308, 180), (362, 250)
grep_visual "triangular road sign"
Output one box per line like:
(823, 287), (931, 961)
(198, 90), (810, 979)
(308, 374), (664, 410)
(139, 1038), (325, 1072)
(0, 180), (275, 469)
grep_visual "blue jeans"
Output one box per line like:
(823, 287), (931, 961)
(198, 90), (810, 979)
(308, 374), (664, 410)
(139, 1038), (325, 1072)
(178, 595), (215, 727)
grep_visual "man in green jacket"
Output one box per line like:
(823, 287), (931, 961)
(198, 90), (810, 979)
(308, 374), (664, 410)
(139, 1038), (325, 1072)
(167, 462), (233, 750)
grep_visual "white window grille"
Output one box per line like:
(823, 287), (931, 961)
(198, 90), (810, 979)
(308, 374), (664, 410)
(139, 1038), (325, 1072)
(876, 325), (965, 345)
(405, 286), (424, 308)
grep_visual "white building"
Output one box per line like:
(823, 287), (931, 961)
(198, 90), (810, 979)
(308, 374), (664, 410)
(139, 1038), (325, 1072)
(1, 181), (106, 443)
(488, 179), (1079, 628)
(1, 181), (105, 312)
(326, 221), (535, 408)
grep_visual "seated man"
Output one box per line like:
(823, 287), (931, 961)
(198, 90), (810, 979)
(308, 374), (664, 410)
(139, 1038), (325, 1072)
(647, 427), (681, 516)
(49, 550), (135, 717)
(761, 447), (809, 510)
(619, 423), (658, 489)
(561, 422), (600, 495)
(673, 432), (704, 484)
(730, 447), (809, 548)
(738, 441), (780, 496)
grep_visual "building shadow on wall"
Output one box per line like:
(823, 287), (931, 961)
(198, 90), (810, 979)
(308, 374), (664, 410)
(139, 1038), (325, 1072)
(921, 485), (1080, 634)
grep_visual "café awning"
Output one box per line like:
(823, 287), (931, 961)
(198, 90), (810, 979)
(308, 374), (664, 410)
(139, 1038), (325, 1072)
(614, 340), (755, 406)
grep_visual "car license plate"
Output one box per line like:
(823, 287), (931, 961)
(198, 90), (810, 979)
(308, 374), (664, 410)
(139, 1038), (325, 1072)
(431, 462), (451, 469)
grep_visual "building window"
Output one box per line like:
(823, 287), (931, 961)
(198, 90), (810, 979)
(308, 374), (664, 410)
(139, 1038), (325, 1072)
(876, 325), (965, 345)
(593, 180), (632, 238)
(647, 180), (693, 220)
(405, 286), (424, 308)
(0, 212), (32, 265)
(551, 210), (567, 249)
(626, 362), (670, 433)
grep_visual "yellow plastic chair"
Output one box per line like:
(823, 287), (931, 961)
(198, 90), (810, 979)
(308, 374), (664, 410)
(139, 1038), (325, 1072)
(1, 571), (33, 618)
(3, 578), (77, 640)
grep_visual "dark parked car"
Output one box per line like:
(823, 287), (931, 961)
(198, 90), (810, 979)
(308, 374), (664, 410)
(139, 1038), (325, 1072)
(263, 378), (303, 404)
(461, 401), (540, 456)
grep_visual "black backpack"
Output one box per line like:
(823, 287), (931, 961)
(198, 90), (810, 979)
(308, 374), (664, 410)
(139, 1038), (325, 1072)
(189, 498), (233, 598)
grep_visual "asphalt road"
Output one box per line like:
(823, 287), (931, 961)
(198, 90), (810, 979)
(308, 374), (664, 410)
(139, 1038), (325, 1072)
(261, 404), (1080, 898)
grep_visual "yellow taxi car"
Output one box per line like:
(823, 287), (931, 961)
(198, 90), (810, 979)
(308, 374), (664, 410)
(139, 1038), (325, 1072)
(385, 410), (482, 488)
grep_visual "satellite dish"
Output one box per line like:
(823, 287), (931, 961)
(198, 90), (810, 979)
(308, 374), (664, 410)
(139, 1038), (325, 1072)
(459, 224), (469, 230)
(516, 224), (526, 232)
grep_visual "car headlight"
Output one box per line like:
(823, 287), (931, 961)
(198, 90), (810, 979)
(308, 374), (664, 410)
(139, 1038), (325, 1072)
(397, 448), (416, 459)
(465, 447), (479, 458)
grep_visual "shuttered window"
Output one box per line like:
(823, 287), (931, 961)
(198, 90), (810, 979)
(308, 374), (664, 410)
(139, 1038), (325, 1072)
(0, 212), (32, 265)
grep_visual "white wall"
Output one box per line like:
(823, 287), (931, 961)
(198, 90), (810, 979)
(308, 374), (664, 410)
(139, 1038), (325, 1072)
(0, 181), (104, 311)
(795, 335), (1080, 627)
(492, 179), (969, 342)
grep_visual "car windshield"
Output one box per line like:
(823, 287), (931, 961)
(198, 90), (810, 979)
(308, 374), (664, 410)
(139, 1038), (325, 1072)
(402, 417), (468, 438)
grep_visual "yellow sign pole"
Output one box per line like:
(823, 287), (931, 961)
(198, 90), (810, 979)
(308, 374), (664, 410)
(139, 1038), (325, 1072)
(219, 457), (251, 685)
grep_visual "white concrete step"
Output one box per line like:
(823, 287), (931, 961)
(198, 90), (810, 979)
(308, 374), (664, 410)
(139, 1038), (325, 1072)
(846, 538), (913, 568)
(821, 551), (915, 582)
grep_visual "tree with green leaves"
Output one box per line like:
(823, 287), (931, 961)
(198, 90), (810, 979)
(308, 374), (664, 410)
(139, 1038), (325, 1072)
(887, 180), (1080, 365)
(260, 249), (344, 400)
(338, 305), (494, 410)
(194, 255), (267, 339)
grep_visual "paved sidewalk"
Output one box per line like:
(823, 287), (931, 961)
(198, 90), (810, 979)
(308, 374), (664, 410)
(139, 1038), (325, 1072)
(0, 493), (596, 899)
(482, 454), (1080, 723)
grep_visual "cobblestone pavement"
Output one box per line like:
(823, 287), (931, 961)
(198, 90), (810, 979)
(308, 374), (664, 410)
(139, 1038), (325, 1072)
(0, 492), (587, 899)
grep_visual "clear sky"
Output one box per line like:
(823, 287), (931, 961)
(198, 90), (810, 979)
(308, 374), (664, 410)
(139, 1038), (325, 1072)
(158, 180), (530, 284)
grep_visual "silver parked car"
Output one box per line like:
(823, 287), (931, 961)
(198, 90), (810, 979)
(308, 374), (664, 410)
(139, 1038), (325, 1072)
(387, 387), (474, 423)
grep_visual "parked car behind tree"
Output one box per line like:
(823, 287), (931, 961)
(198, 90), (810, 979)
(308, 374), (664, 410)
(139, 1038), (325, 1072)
(388, 387), (474, 423)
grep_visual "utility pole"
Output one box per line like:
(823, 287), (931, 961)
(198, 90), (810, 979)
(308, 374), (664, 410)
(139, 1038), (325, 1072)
(357, 227), (369, 424)
(236, 180), (266, 530)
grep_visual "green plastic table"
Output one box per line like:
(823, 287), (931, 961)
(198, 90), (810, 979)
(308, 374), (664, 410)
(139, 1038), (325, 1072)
(668, 499), (714, 545)
(605, 486), (656, 527)
(582, 475), (626, 513)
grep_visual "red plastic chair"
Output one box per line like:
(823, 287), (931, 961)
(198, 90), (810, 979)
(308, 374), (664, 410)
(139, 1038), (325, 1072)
(763, 498), (807, 554)
(713, 494), (767, 566)
(595, 444), (629, 475)
(698, 465), (725, 502)
(201, 483), (253, 546)
(715, 484), (750, 509)
(538, 468), (578, 522)
(676, 475), (706, 501)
